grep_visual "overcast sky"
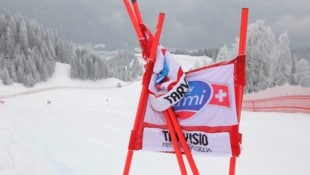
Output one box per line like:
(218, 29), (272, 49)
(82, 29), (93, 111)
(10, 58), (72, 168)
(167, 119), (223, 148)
(1, 0), (310, 50)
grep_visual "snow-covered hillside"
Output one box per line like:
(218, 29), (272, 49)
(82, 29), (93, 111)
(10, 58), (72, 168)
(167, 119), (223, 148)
(0, 61), (310, 175)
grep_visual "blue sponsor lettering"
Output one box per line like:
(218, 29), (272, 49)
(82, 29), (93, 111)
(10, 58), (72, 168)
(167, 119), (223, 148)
(174, 81), (212, 111)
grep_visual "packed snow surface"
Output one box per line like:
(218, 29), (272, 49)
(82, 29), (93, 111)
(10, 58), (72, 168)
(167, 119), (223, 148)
(0, 63), (309, 175)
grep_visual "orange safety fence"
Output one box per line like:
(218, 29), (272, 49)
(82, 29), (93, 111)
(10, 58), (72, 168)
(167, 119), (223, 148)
(242, 95), (310, 114)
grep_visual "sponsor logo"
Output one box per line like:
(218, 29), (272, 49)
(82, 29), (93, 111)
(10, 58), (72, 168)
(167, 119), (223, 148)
(161, 130), (213, 153)
(173, 81), (231, 119)
(162, 130), (209, 146)
(163, 78), (189, 105)
(173, 81), (212, 119)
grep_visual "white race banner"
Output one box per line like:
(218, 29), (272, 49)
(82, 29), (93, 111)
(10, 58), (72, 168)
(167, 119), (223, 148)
(145, 64), (238, 127)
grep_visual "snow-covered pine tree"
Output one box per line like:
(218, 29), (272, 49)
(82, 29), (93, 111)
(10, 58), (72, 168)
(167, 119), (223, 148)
(269, 32), (292, 86)
(245, 20), (277, 93)
(296, 58), (310, 87)
(0, 11), (71, 86)
(1, 67), (12, 85)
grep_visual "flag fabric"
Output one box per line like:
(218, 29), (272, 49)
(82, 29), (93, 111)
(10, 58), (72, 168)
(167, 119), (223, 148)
(130, 53), (245, 157)
(148, 45), (189, 112)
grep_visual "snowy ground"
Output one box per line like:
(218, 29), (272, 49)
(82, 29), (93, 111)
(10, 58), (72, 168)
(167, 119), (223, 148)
(0, 63), (310, 175)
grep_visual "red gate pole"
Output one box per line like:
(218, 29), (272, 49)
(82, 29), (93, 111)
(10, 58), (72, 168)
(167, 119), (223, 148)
(166, 109), (200, 175)
(122, 2), (145, 174)
(123, 0), (144, 40)
(148, 15), (189, 174)
(131, 0), (143, 25)
(164, 112), (188, 175)
(122, 3), (165, 173)
(147, 14), (189, 174)
(238, 8), (249, 56)
(229, 8), (249, 175)
(123, 1), (200, 174)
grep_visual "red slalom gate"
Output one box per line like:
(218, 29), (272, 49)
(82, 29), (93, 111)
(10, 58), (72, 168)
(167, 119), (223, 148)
(122, 1), (249, 174)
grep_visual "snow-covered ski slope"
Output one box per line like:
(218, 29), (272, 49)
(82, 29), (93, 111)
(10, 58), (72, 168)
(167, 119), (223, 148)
(1, 57), (310, 175)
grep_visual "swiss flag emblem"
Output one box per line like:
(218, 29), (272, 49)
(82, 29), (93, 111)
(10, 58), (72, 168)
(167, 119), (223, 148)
(209, 84), (230, 107)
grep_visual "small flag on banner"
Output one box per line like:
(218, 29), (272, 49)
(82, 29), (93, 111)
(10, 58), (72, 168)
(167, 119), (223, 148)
(148, 45), (189, 112)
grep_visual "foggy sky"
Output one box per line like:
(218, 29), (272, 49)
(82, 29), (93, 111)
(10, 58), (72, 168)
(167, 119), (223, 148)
(1, 0), (310, 50)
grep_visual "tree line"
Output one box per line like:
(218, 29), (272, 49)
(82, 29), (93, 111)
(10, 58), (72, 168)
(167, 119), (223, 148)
(1, 11), (309, 93)
(170, 48), (219, 59)
(0, 11), (143, 87)
(215, 20), (310, 93)
(70, 49), (142, 81)
(167, 21), (310, 93)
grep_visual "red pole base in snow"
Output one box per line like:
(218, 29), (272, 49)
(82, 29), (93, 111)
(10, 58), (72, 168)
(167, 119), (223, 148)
(229, 157), (237, 175)
(123, 150), (133, 175)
